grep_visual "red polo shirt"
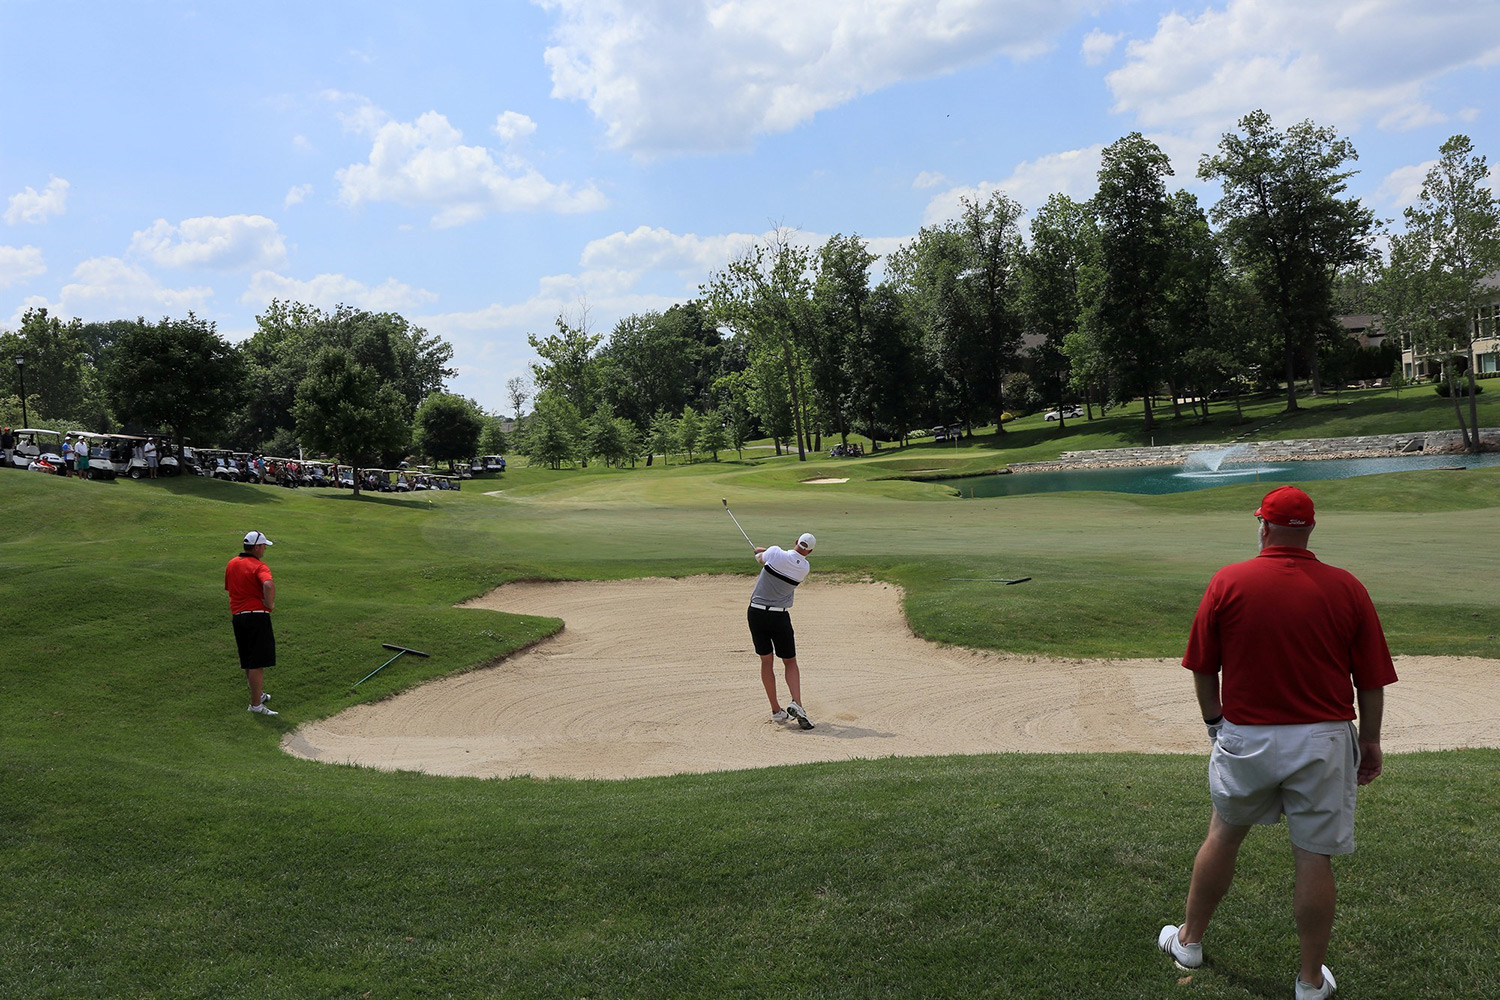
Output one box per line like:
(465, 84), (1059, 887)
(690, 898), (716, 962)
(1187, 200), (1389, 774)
(225, 553), (273, 614)
(1183, 546), (1397, 725)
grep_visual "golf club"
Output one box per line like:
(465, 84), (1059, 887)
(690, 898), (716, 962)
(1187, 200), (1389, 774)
(944, 577), (1032, 585)
(721, 498), (756, 550)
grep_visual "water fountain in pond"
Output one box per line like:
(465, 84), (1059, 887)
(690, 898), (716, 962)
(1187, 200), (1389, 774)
(1178, 444), (1280, 479)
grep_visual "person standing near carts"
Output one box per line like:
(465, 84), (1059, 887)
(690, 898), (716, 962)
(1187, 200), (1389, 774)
(227, 530), (279, 716)
(747, 532), (817, 730)
(1158, 486), (1397, 1000)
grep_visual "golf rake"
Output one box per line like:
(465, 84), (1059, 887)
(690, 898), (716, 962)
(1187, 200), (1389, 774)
(944, 577), (1032, 585)
(721, 498), (756, 550)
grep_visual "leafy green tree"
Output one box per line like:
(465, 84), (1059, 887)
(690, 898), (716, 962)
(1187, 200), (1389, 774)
(520, 392), (580, 469)
(677, 404), (702, 463)
(617, 417), (645, 468)
(1023, 194), (1099, 428)
(1199, 110), (1376, 412)
(1381, 135), (1500, 451)
(292, 346), (410, 493)
(701, 412), (727, 461)
(648, 410), (678, 466)
(528, 315), (602, 417)
(1161, 190), (1226, 418)
(810, 234), (878, 446)
(582, 405), (628, 467)
(413, 392), (485, 470)
(706, 231), (815, 461)
(1092, 132), (1174, 431)
(106, 314), (244, 453)
(478, 415), (509, 457)
(842, 282), (923, 446)
(1, 308), (100, 425)
(235, 300), (454, 448)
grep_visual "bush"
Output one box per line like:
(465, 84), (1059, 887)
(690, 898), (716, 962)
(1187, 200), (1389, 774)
(1434, 379), (1485, 398)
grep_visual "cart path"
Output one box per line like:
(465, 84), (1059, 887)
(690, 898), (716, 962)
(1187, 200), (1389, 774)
(283, 576), (1500, 780)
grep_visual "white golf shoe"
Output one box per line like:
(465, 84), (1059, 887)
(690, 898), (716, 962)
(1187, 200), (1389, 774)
(1157, 925), (1203, 969)
(248, 703), (278, 716)
(770, 709), (789, 722)
(786, 702), (814, 730)
(1295, 966), (1336, 999)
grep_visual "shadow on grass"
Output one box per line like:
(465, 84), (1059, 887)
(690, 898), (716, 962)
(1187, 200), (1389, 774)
(314, 491), (439, 511)
(139, 475), (280, 505)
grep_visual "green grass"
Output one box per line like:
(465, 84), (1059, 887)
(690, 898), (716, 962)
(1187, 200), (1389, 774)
(3, 451), (1499, 998)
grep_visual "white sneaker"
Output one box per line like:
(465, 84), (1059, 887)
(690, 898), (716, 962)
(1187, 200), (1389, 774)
(1157, 924), (1203, 969)
(259, 693), (271, 705)
(770, 709), (789, 722)
(1295, 966), (1336, 999)
(786, 701), (814, 730)
(248, 703), (278, 716)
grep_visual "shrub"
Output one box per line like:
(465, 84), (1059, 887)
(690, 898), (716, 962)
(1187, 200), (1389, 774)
(1434, 380), (1484, 398)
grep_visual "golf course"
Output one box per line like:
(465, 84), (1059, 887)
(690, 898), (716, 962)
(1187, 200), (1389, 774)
(4, 404), (1499, 998)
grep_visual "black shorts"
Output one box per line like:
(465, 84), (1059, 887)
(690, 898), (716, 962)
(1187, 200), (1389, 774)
(232, 613), (276, 670)
(747, 606), (795, 659)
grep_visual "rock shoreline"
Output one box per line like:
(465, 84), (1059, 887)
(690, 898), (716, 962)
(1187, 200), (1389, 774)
(1009, 428), (1500, 473)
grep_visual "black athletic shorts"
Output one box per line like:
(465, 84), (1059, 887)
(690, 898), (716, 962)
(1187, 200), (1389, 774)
(747, 605), (796, 659)
(232, 612), (276, 670)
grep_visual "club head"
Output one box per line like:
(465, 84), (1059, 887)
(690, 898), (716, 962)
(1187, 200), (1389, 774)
(721, 498), (728, 506)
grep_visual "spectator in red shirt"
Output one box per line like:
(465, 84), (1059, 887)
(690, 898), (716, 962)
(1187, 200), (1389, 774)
(1158, 486), (1397, 1000)
(226, 530), (279, 716)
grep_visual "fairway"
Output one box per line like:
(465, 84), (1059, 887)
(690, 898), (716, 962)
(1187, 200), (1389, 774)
(286, 575), (1500, 779)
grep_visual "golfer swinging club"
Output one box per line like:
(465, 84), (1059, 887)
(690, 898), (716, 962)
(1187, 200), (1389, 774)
(748, 532), (817, 729)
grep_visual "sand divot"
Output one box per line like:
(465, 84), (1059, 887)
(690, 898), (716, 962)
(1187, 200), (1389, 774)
(283, 576), (1500, 780)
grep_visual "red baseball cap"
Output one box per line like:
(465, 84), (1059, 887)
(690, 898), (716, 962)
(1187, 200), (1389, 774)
(1255, 486), (1315, 527)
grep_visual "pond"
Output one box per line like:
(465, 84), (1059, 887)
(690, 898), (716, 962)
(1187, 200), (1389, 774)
(940, 450), (1500, 498)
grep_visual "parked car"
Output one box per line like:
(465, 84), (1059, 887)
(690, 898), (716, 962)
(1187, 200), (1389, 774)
(1044, 406), (1084, 421)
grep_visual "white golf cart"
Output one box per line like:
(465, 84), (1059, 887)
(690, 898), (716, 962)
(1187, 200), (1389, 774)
(67, 431), (123, 480)
(480, 454), (506, 472)
(11, 428), (63, 471)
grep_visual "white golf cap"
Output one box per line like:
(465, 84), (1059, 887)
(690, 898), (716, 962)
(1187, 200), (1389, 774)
(244, 531), (274, 547)
(797, 532), (816, 551)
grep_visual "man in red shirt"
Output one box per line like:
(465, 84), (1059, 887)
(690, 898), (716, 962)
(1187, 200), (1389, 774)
(1158, 486), (1397, 1000)
(226, 530), (278, 716)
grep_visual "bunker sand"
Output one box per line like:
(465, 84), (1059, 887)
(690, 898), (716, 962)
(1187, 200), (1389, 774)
(284, 577), (1499, 780)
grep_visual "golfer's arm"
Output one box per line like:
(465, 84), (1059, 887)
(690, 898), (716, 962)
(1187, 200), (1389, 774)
(1356, 687), (1383, 743)
(262, 579), (275, 613)
(1192, 670), (1222, 722)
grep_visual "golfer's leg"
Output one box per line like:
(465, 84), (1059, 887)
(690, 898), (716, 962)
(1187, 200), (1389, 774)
(246, 668), (264, 707)
(1180, 809), (1252, 943)
(759, 654), (780, 710)
(783, 657), (801, 706)
(1292, 847), (1335, 988)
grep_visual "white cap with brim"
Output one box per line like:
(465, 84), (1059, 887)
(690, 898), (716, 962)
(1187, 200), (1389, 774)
(797, 532), (816, 552)
(244, 531), (274, 547)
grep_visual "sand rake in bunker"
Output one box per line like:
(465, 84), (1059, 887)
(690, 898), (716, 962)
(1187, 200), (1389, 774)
(353, 642), (432, 689)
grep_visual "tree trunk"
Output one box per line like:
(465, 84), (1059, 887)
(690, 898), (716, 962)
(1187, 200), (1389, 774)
(1446, 366), (1474, 450)
(1466, 345), (1482, 454)
(779, 342), (807, 462)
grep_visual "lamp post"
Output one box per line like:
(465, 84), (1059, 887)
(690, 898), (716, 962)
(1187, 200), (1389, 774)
(13, 357), (25, 428)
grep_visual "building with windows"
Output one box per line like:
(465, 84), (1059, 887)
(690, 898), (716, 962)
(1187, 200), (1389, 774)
(1396, 272), (1500, 380)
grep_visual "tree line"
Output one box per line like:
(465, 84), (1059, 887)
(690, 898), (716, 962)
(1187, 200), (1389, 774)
(5, 112), (1495, 469)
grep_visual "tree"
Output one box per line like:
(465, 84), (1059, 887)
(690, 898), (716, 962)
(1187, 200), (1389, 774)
(1024, 194), (1099, 428)
(701, 413), (727, 461)
(648, 410), (678, 466)
(1092, 132), (1174, 431)
(292, 347), (410, 494)
(413, 392), (485, 469)
(1381, 135), (1500, 452)
(810, 234), (878, 445)
(478, 415), (509, 456)
(106, 314), (244, 453)
(528, 315), (602, 417)
(706, 231), (815, 461)
(582, 405), (628, 467)
(677, 404), (702, 463)
(505, 376), (531, 421)
(1199, 111), (1376, 412)
(520, 391), (580, 469)
(0, 308), (101, 425)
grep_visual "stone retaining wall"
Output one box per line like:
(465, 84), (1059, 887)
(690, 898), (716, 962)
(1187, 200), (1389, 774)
(1009, 428), (1500, 472)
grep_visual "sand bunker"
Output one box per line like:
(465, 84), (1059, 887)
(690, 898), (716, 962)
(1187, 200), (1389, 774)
(802, 477), (850, 484)
(284, 576), (1500, 780)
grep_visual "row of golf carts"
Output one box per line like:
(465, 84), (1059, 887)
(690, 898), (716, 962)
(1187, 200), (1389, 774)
(6, 428), (188, 479)
(8, 429), (499, 491)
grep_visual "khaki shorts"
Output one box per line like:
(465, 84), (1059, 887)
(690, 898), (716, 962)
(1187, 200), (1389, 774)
(1209, 720), (1360, 855)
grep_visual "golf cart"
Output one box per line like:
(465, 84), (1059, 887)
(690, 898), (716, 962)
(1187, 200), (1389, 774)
(8, 428), (62, 470)
(68, 431), (122, 480)
(480, 454), (506, 472)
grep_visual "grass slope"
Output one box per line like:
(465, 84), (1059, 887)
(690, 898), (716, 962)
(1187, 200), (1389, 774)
(2, 454), (1498, 998)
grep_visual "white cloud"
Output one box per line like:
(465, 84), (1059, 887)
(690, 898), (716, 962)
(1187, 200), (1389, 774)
(334, 107), (608, 225)
(43, 256), (214, 318)
(1377, 160), (1437, 210)
(912, 170), (948, 190)
(0, 245), (45, 287)
(5, 177), (70, 225)
(130, 215), (287, 271)
(285, 184), (314, 207)
(241, 270), (437, 313)
(539, 0), (1100, 154)
(1106, 1), (1500, 135)
(493, 111), (538, 142)
(1080, 28), (1119, 66)
(923, 146), (1105, 224)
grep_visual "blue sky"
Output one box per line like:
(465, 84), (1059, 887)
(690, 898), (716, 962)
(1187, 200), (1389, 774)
(3, 0), (1497, 414)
